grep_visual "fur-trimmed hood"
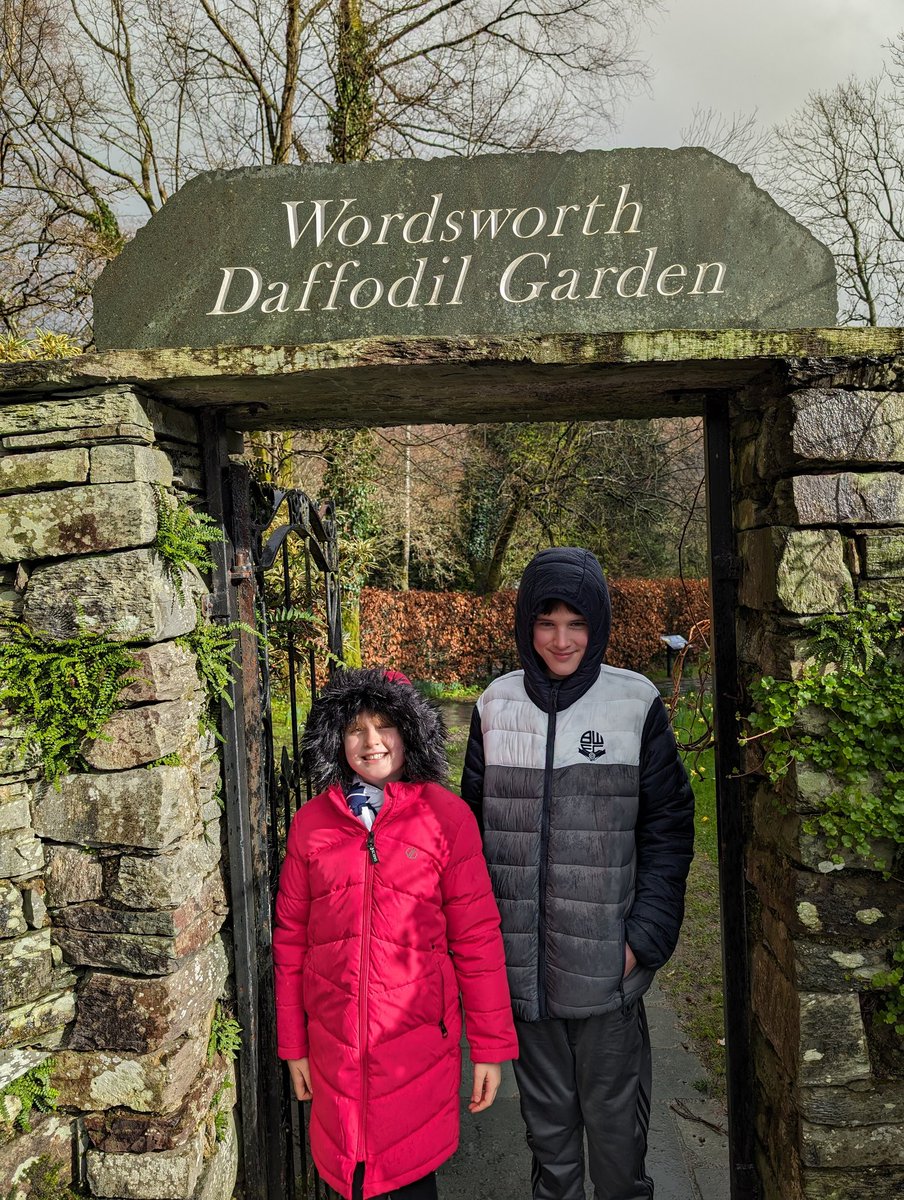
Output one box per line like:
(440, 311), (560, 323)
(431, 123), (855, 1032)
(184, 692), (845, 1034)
(301, 667), (448, 790)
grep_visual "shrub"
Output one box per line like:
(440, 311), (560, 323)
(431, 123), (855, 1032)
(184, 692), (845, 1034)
(359, 580), (709, 684)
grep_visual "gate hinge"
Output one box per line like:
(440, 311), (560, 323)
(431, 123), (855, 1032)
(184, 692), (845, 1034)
(230, 551), (254, 585)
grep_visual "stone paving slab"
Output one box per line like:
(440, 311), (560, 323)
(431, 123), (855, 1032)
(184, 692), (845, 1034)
(440, 979), (729, 1200)
(646, 981), (729, 1200)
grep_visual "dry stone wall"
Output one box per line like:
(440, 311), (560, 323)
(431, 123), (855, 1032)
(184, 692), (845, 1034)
(0, 388), (237, 1200)
(733, 377), (904, 1200)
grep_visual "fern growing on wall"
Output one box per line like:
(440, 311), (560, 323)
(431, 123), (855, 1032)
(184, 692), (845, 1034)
(153, 490), (223, 595)
(0, 1060), (58, 1132)
(207, 1003), (242, 1062)
(0, 625), (140, 784)
(177, 616), (255, 720)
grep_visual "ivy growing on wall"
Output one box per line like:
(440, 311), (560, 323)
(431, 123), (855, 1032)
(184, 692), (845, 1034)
(0, 625), (139, 784)
(743, 601), (904, 1033)
(872, 941), (904, 1037)
(745, 602), (904, 866)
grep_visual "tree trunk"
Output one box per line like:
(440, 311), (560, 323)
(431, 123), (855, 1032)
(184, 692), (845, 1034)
(479, 493), (524, 593)
(400, 424), (411, 590)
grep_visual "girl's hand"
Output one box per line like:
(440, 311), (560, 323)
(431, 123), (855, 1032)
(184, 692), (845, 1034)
(469, 1062), (501, 1113)
(287, 1058), (312, 1101)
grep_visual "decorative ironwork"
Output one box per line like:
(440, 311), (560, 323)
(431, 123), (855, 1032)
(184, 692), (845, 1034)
(248, 482), (344, 1200)
(204, 416), (344, 1200)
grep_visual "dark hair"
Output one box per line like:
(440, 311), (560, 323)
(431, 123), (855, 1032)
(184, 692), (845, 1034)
(536, 598), (585, 617)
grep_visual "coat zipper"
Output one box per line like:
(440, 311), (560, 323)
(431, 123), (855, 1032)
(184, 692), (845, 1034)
(537, 683), (559, 1020)
(356, 828), (378, 1164)
(437, 953), (449, 1038)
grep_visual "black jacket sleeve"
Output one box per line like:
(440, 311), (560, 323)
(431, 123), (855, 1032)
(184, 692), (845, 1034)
(625, 696), (695, 969)
(460, 705), (486, 835)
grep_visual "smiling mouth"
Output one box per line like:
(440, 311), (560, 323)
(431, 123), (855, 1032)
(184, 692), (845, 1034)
(361, 752), (389, 760)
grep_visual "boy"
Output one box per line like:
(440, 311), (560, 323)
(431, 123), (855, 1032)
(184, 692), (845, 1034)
(461, 547), (695, 1200)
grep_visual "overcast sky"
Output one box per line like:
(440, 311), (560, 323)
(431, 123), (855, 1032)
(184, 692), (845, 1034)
(606, 0), (900, 148)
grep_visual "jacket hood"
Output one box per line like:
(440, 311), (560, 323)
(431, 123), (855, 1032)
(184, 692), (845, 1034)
(515, 547), (611, 711)
(301, 667), (448, 790)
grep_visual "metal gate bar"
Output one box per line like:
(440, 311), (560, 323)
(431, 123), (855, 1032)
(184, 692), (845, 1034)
(204, 413), (344, 1199)
(201, 417), (273, 1199)
(255, 485), (342, 1199)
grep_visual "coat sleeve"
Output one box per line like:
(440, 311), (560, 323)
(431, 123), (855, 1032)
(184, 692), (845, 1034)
(459, 705), (486, 834)
(273, 812), (311, 1059)
(441, 808), (518, 1063)
(625, 696), (695, 970)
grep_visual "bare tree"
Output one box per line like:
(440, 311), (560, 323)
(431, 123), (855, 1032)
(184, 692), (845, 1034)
(767, 69), (904, 325)
(0, 0), (658, 332)
(456, 418), (707, 591)
(679, 105), (772, 178)
(679, 38), (904, 329)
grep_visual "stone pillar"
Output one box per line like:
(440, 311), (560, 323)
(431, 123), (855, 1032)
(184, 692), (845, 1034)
(733, 379), (904, 1200)
(0, 388), (237, 1200)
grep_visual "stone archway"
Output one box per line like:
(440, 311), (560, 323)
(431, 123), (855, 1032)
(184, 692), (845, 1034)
(2, 327), (903, 1200)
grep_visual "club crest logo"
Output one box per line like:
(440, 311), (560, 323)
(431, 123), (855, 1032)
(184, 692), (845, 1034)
(579, 730), (606, 761)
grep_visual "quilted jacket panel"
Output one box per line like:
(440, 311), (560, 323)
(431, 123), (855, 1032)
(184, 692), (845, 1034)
(274, 778), (517, 1198)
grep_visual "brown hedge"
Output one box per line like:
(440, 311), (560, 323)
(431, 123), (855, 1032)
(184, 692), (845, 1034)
(360, 580), (709, 683)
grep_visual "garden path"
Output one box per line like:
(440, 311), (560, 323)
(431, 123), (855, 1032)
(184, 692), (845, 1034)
(440, 979), (729, 1200)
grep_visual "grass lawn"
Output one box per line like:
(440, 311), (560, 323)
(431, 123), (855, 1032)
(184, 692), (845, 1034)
(416, 680), (485, 704)
(433, 697), (476, 787)
(270, 694), (310, 761)
(659, 696), (726, 1095)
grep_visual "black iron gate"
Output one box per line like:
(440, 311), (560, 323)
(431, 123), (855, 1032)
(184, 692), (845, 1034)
(203, 417), (344, 1200)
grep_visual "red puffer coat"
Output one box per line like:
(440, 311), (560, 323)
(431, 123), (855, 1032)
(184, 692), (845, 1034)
(274, 778), (518, 1199)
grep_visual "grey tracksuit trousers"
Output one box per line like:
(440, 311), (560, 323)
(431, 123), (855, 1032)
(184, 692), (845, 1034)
(513, 1001), (654, 1200)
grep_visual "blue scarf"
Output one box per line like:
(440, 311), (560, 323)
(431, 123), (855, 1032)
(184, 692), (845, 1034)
(345, 778), (384, 830)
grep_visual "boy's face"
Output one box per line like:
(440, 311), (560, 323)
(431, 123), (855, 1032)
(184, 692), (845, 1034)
(532, 603), (589, 679)
(343, 711), (405, 787)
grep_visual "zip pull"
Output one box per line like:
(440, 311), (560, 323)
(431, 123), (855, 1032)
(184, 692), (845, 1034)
(439, 1019), (448, 1038)
(366, 832), (379, 864)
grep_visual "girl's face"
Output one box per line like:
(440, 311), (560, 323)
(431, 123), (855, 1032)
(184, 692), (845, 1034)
(343, 711), (405, 787)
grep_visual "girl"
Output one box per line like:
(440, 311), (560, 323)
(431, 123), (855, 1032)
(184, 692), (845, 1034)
(274, 668), (518, 1200)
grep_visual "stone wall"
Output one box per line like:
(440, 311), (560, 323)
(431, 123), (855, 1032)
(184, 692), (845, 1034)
(733, 378), (904, 1200)
(0, 389), (237, 1200)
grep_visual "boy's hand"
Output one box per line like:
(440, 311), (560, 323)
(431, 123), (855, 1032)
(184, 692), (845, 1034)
(287, 1058), (313, 1101)
(469, 1062), (501, 1113)
(624, 943), (637, 978)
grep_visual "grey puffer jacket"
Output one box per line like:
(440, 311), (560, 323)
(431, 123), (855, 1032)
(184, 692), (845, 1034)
(461, 547), (694, 1022)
